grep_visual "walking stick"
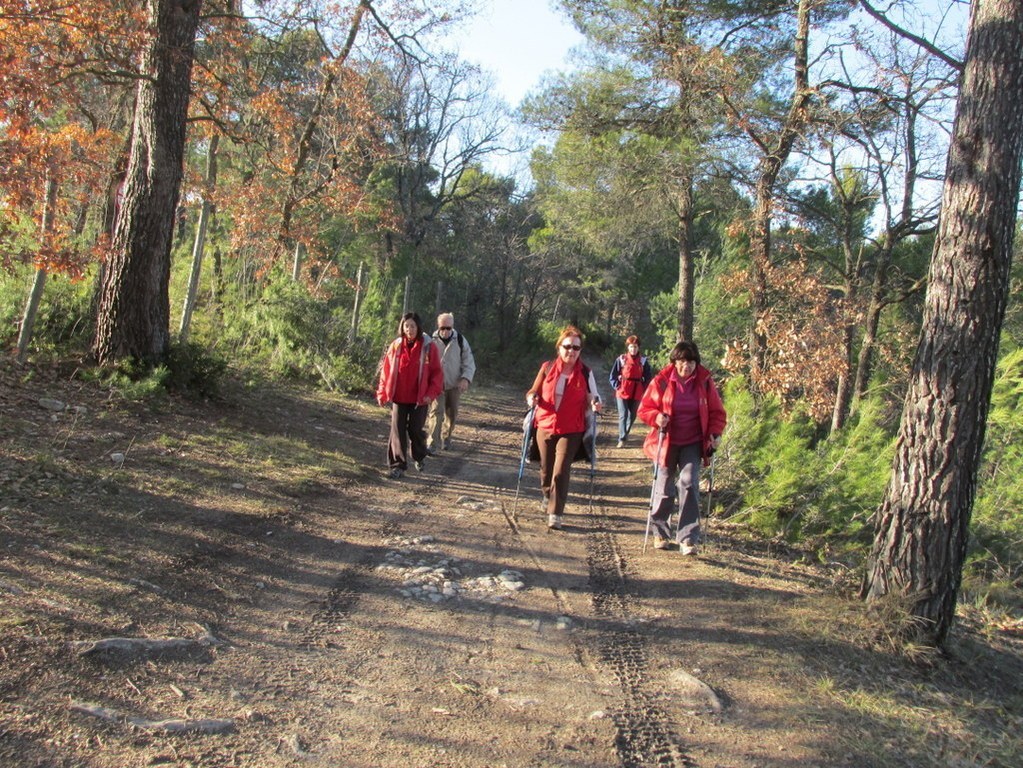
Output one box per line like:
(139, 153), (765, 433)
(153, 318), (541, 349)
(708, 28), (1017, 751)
(511, 405), (536, 523)
(702, 453), (716, 548)
(586, 406), (599, 515)
(642, 427), (666, 552)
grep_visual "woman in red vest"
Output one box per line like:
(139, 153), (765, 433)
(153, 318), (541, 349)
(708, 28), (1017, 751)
(376, 312), (444, 479)
(609, 334), (653, 448)
(638, 340), (726, 555)
(526, 326), (602, 530)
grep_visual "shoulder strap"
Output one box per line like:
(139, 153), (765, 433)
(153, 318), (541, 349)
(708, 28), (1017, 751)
(456, 332), (465, 352)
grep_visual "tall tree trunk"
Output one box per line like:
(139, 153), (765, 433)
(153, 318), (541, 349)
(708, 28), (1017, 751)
(852, 239), (893, 408)
(831, 223), (862, 433)
(674, 174), (695, 341)
(179, 133), (218, 343)
(93, 0), (203, 365)
(863, 0), (1023, 647)
(348, 261), (364, 343)
(17, 175), (58, 362)
(744, 0), (812, 390)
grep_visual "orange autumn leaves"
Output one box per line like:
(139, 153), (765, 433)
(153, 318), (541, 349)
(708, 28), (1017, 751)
(0, 1), (145, 275)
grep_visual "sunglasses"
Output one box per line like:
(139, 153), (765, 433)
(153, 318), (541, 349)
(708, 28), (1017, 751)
(561, 344), (582, 351)
(438, 326), (453, 331)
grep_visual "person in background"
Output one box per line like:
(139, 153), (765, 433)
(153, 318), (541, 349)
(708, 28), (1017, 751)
(638, 340), (726, 555)
(376, 312), (444, 479)
(526, 325), (602, 530)
(609, 334), (653, 448)
(428, 312), (477, 453)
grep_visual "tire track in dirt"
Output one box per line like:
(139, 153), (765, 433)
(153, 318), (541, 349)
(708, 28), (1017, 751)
(586, 492), (692, 768)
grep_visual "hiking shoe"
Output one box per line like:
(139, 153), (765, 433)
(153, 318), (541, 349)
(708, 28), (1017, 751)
(443, 439), (452, 450)
(653, 536), (670, 550)
(426, 446), (437, 457)
(414, 460), (424, 472)
(680, 540), (699, 556)
(539, 495), (550, 513)
(616, 439), (625, 449)
(547, 514), (563, 530)
(388, 467), (403, 479)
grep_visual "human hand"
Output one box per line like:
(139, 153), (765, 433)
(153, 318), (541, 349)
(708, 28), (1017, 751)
(656, 413), (669, 429)
(458, 378), (469, 393)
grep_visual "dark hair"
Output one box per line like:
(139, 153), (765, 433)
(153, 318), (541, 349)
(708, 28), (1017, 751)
(399, 311), (423, 338)
(669, 340), (700, 365)
(626, 335), (640, 348)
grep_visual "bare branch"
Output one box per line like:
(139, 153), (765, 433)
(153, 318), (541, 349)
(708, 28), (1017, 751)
(858, 0), (963, 71)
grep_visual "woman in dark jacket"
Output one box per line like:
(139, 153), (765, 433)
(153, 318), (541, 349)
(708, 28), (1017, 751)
(526, 325), (602, 530)
(637, 340), (726, 555)
(609, 334), (653, 448)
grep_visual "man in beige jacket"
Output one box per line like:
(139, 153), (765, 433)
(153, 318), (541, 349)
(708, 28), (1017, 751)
(427, 312), (477, 453)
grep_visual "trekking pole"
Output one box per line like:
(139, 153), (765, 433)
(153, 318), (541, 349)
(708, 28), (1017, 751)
(511, 404), (536, 523)
(642, 427), (666, 552)
(587, 408), (599, 515)
(703, 452), (716, 548)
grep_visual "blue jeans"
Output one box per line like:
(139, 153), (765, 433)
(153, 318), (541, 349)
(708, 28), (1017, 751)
(616, 397), (640, 441)
(650, 442), (702, 544)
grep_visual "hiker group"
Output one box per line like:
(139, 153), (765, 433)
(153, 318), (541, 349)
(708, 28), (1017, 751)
(376, 316), (726, 556)
(375, 311), (476, 479)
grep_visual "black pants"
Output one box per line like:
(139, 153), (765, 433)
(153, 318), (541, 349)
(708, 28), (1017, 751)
(388, 403), (428, 470)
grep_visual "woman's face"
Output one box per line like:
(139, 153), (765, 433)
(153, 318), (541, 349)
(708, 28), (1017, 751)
(559, 335), (582, 363)
(673, 357), (697, 378)
(627, 343), (639, 355)
(402, 319), (419, 339)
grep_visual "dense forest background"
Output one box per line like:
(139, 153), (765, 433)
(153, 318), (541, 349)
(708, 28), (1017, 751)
(2, 1), (1021, 647)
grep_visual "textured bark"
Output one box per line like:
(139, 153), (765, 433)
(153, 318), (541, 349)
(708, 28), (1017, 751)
(93, 0), (203, 364)
(863, 0), (1023, 646)
(674, 175), (695, 341)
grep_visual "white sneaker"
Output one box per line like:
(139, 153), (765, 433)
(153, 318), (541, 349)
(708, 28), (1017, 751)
(547, 514), (563, 530)
(680, 541), (699, 556)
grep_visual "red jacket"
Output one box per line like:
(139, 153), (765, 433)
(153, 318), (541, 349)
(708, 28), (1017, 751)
(614, 353), (650, 401)
(638, 364), (726, 466)
(376, 335), (444, 407)
(527, 359), (591, 435)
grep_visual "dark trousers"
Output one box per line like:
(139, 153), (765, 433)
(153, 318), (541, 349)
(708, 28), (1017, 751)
(650, 442), (703, 543)
(388, 403), (428, 470)
(536, 427), (583, 517)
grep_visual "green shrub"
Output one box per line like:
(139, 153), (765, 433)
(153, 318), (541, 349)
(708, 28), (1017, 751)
(968, 344), (1023, 602)
(718, 378), (896, 552)
(163, 342), (228, 398)
(0, 268), (95, 353)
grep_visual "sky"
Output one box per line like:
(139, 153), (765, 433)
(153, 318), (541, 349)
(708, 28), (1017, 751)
(455, 0), (586, 108)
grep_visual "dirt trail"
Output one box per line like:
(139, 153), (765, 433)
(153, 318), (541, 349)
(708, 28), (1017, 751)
(4, 361), (1019, 767)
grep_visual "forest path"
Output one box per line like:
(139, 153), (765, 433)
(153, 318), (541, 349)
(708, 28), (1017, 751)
(5, 359), (1014, 767)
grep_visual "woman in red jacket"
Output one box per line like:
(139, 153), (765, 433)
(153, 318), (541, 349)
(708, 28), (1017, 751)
(376, 312), (444, 479)
(526, 325), (602, 530)
(638, 340), (726, 554)
(609, 334), (653, 448)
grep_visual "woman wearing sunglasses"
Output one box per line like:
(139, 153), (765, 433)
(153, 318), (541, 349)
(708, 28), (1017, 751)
(525, 325), (602, 530)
